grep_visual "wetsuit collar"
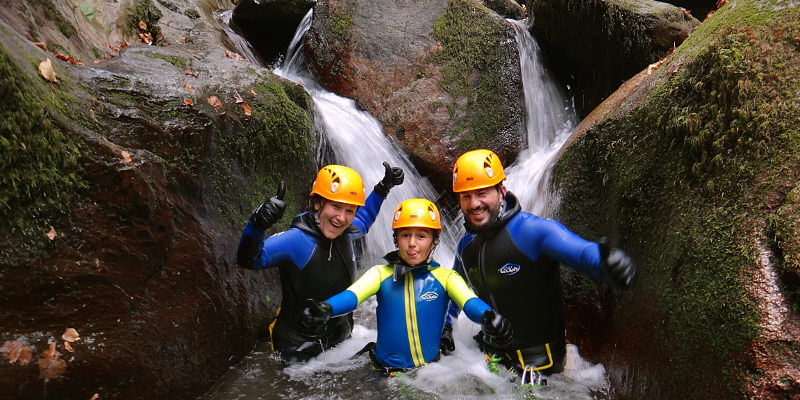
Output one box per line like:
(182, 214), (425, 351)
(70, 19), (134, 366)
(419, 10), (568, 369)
(464, 191), (522, 236)
(383, 250), (440, 281)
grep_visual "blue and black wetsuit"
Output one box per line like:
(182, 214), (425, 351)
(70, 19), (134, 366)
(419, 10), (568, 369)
(325, 251), (492, 370)
(450, 191), (605, 374)
(236, 191), (385, 361)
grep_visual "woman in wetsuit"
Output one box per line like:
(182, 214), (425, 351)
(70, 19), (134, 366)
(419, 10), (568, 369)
(236, 163), (403, 362)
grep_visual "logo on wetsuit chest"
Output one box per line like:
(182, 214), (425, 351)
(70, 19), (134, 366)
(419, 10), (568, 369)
(419, 291), (439, 301)
(498, 263), (521, 275)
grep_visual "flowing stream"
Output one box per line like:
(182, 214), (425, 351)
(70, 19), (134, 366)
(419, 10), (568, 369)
(203, 10), (609, 400)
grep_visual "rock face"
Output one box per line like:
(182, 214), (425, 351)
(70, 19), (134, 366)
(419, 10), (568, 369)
(527, 0), (699, 117)
(552, 1), (800, 398)
(304, 0), (524, 186)
(0, 0), (315, 397)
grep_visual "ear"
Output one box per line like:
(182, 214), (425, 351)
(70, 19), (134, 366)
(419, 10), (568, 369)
(499, 183), (507, 199)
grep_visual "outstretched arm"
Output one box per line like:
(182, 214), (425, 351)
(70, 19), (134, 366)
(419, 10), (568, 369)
(325, 265), (388, 316)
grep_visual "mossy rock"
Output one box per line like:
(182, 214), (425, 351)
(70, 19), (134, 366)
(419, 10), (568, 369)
(552, 1), (800, 398)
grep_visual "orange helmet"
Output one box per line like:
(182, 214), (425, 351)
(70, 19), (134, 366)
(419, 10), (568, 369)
(391, 199), (441, 232)
(310, 165), (366, 206)
(452, 149), (505, 192)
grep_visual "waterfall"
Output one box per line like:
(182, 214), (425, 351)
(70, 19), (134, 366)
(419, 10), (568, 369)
(504, 19), (578, 218)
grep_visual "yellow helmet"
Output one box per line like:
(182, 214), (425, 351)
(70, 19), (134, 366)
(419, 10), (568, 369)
(310, 165), (366, 206)
(391, 199), (442, 232)
(452, 149), (506, 192)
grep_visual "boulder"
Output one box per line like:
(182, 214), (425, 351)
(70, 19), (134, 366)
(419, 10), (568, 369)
(0, 0), (315, 397)
(304, 0), (525, 186)
(552, 1), (800, 398)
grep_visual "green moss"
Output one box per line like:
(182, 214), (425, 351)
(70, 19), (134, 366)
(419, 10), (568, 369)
(431, 0), (507, 150)
(29, 0), (76, 37)
(330, 12), (353, 41)
(127, 0), (162, 40)
(141, 52), (188, 68)
(208, 76), (316, 231)
(0, 45), (84, 232)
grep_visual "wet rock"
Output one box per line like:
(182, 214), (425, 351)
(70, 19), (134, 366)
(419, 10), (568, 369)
(304, 0), (524, 187)
(0, 1), (315, 398)
(526, 0), (699, 117)
(552, 1), (800, 398)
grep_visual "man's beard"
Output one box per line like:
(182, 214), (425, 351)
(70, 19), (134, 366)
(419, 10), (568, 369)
(464, 201), (502, 233)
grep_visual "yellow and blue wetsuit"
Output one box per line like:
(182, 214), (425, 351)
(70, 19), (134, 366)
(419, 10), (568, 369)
(236, 191), (386, 361)
(324, 251), (492, 369)
(449, 191), (606, 374)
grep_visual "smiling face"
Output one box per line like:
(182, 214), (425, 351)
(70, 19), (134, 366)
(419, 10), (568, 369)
(395, 227), (436, 266)
(315, 200), (358, 239)
(458, 185), (506, 232)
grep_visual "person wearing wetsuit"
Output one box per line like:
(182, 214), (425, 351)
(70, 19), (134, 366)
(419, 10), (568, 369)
(236, 163), (404, 362)
(301, 198), (512, 373)
(445, 149), (638, 377)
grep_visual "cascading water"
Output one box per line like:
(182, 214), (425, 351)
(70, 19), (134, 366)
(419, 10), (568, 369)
(203, 9), (609, 400)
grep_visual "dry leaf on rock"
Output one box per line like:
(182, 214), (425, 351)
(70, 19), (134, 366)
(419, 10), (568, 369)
(138, 32), (153, 45)
(184, 71), (199, 78)
(184, 98), (193, 106)
(62, 328), (80, 343)
(233, 92), (244, 104)
(64, 342), (74, 353)
(33, 41), (48, 51)
(39, 343), (66, 379)
(225, 50), (245, 60)
(120, 151), (132, 164)
(38, 58), (57, 83)
(90, 394), (100, 400)
(3, 341), (33, 365)
(138, 20), (147, 31)
(207, 96), (222, 109)
(183, 83), (194, 91)
(54, 53), (83, 65)
(240, 102), (252, 116)
(46, 226), (57, 240)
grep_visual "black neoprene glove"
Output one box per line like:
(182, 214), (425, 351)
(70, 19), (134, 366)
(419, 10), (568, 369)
(299, 298), (332, 336)
(599, 243), (638, 289)
(373, 161), (404, 198)
(481, 310), (513, 351)
(250, 182), (286, 231)
(440, 324), (455, 355)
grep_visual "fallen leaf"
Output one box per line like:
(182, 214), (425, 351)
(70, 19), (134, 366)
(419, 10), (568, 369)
(225, 50), (245, 60)
(120, 151), (132, 163)
(33, 41), (48, 51)
(64, 342), (74, 353)
(90, 394), (100, 400)
(183, 83), (194, 91)
(54, 53), (83, 65)
(249, 89), (257, 96)
(39, 343), (66, 379)
(91, 97), (97, 106)
(239, 102), (252, 116)
(646, 58), (665, 75)
(138, 32), (153, 45)
(3, 341), (33, 365)
(38, 58), (57, 83)
(207, 96), (222, 109)
(233, 92), (244, 104)
(775, 29), (782, 40)
(184, 98), (193, 106)
(62, 328), (80, 343)
(184, 71), (199, 78)
(46, 226), (57, 240)
(138, 20), (147, 31)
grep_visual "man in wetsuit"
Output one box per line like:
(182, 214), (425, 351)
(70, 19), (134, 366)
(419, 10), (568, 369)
(302, 198), (512, 373)
(236, 163), (404, 362)
(444, 149), (637, 377)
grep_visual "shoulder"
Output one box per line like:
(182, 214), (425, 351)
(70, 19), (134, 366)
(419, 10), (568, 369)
(457, 233), (474, 252)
